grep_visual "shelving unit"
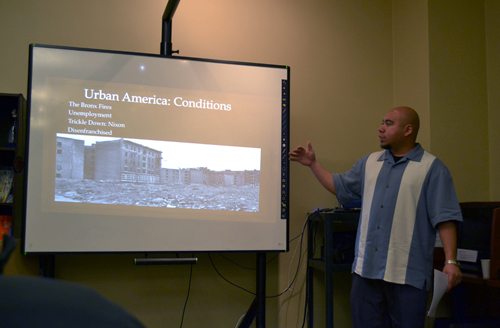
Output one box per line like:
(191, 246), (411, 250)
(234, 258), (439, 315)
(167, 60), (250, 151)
(306, 209), (360, 328)
(0, 93), (26, 240)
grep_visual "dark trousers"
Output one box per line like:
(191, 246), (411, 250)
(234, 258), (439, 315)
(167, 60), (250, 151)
(350, 274), (428, 328)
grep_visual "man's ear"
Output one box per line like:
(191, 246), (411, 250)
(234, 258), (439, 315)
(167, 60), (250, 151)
(404, 124), (414, 137)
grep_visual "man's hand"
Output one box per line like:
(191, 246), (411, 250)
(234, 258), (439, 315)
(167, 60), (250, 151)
(289, 141), (316, 166)
(443, 263), (462, 292)
(289, 141), (337, 195)
(437, 221), (462, 292)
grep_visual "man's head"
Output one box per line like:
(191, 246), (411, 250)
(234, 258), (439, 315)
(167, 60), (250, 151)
(378, 106), (420, 156)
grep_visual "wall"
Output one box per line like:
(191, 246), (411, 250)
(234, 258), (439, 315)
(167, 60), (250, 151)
(392, 0), (430, 149)
(1, 0), (498, 327)
(428, 0), (490, 201)
(392, 1), (497, 203)
(486, 0), (500, 201)
(0, 1), (394, 327)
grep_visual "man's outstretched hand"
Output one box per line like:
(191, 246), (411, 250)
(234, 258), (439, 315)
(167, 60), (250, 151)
(289, 141), (316, 167)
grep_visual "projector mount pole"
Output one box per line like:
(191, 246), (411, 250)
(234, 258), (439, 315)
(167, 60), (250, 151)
(238, 253), (266, 328)
(159, 1), (266, 326)
(161, 0), (181, 56)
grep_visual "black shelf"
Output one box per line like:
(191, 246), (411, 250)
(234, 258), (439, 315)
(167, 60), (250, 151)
(306, 209), (360, 328)
(0, 93), (26, 239)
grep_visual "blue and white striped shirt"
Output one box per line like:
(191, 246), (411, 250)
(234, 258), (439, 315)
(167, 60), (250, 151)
(332, 144), (462, 290)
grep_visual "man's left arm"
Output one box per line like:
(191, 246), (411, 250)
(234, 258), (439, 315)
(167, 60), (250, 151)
(437, 220), (462, 292)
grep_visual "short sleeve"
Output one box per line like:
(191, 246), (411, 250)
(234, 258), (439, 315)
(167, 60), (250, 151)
(425, 160), (462, 228)
(332, 156), (367, 205)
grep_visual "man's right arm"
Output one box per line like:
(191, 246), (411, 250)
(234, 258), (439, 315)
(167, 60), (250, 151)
(309, 159), (337, 196)
(289, 141), (337, 196)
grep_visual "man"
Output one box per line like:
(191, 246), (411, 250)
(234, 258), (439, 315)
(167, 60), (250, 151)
(289, 106), (462, 327)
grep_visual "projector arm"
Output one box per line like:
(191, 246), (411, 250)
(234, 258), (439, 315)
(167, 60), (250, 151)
(161, 0), (181, 56)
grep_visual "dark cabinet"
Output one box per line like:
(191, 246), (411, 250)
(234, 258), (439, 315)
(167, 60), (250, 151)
(0, 93), (26, 240)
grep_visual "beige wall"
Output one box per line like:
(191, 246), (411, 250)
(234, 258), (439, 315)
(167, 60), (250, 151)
(1, 1), (498, 327)
(392, 0), (430, 149)
(486, 0), (500, 201)
(429, 0), (490, 202)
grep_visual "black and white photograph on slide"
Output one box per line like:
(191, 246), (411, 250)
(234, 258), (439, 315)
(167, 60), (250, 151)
(54, 134), (261, 212)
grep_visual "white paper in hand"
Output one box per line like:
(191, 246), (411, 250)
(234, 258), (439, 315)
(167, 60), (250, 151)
(427, 269), (448, 317)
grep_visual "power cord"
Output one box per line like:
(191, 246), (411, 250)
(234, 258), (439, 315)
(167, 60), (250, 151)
(208, 210), (327, 328)
(208, 217), (309, 299)
(179, 254), (194, 328)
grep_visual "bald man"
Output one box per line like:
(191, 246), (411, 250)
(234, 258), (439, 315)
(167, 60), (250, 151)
(290, 107), (462, 328)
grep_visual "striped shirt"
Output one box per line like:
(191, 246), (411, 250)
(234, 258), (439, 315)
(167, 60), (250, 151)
(332, 144), (462, 290)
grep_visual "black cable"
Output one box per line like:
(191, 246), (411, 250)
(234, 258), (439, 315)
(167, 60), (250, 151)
(218, 253), (254, 270)
(265, 252), (280, 265)
(205, 211), (325, 328)
(208, 253), (256, 295)
(179, 255), (194, 328)
(217, 253), (258, 270)
(268, 213), (311, 298)
(207, 213), (312, 300)
(205, 209), (332, 328)
(301, 300), (308, 328)
(300, 220), (318, 328)
(289, 232), (303, 243)
(216, 230), (302, 271)
(218, 252), (281, 270)
(300, 210), (327, 327)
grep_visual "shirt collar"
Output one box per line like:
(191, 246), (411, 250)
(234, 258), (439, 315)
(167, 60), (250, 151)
(379, 143), (424, 163)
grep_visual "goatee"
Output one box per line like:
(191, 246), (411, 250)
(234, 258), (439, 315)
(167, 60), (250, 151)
(380, 144), (391, 150)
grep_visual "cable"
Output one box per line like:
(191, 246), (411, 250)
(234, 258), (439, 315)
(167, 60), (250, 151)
(280, 238), (307, 327)
(269, 213), (310, 298)
(208, 226), (307, 297)
(207, 211), (316, 303)
(179, 255), (194, 328)
(266, 252), (280, 265)
(204, 209), (336, 328)
(217, 235), (299, 271)
(282, 209), (328, 328)
(234, 314), (246, 328)
(218, 253), (255, 270)
(207, 210), (325, 328)
(208, 253), (256, 295)
(217, 252), (279, 270)
(282, 214), (311, 328)
(289, 232), (303, 243)
(283, 222), (306, 295)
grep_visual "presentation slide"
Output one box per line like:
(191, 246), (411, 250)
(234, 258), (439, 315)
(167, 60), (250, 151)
(24, 45), (289, 253)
